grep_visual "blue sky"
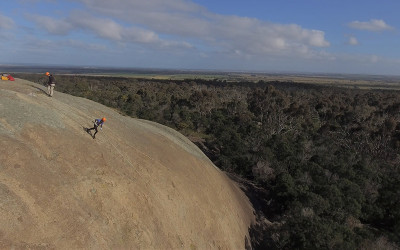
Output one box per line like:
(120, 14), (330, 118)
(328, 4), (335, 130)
(1, 0), (400, 75)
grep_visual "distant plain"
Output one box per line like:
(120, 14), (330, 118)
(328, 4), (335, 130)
(2, 65), (400, 90)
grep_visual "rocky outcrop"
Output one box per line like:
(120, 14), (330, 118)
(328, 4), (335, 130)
(0, 79), (254, 249)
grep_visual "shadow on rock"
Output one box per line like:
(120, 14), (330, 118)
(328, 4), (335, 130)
(228, 173), (278, 250)
(29, 84), (48, 96)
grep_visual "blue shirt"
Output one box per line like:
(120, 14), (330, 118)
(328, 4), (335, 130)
(95, 119), (104, 128)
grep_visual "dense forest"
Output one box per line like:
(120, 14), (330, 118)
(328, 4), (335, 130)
(15, 73), (400, 249)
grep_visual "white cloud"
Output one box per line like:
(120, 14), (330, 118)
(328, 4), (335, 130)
(0, 14), (15, 30)
(64, 39), (107, 51)
(71, 0), (330, 58)
(370, 55), (379, 63)
(68, 12), (193, 50)
(74, 0), (204, 17)
(333, 53), (381, 65)
(17, 0), (56, 3)
(210, 17), (329, 57)
(17, 36), (106, 53)
(69, 13), (124, 40)
(29, 15), (73, 35)
(29, 11), (194, 51)
(347, 35), (359, 45)
(348, 19), (393, 32)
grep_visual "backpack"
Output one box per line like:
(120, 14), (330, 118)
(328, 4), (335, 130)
(49, 75), (56, 84)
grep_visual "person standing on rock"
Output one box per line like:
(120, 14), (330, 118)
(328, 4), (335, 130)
(46, 72), (56, 97)
(86, 117), (106, 139)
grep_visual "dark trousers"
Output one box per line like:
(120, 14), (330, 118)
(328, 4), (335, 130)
(88, 125), (98, 138)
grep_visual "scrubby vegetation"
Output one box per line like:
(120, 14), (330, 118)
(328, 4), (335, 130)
(16, 73), (400, 249)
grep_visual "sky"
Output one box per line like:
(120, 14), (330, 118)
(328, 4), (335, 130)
(1, 0), (400, 75)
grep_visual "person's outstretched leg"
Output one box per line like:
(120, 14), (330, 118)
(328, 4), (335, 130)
(93, 127), (98, 139)
(50, 84), (55, 97)
(87, 124), (97, 137)
(88, 123), (97, 131)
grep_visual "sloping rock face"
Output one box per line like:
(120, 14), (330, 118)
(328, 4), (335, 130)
(0, 79), (254, 249)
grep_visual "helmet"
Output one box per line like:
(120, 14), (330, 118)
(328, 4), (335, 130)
(102, 117), (106, 121)
(45, 72), (50, 76)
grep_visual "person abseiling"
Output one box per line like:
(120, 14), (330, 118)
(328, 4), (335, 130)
(87, 117), (106, 139)
(46, 72), (56, 97)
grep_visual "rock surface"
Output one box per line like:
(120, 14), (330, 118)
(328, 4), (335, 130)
(0, 79), (254, 249)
